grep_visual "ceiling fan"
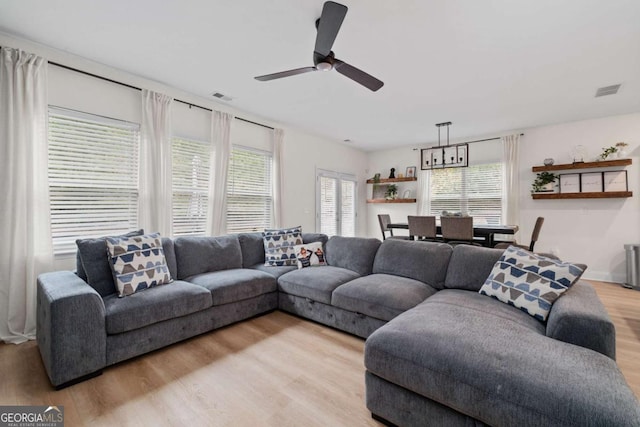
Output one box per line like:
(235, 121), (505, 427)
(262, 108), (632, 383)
(254, 1), (384, 92)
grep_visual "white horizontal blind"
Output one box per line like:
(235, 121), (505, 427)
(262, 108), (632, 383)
(319, 176), (338, 236)
(172, 137), (210, 236)
(48, 107), (140, 254)
(429, 163), (503, 225)
(341, 179), (356, 237)
(226, 146), (273, 233)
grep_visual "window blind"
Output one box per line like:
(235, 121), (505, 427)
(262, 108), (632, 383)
(341, 179), (356, 237)
(226, 146), (273, 233)
(429, 163), (503, 225)
(48, 107), (140, 254)
(172, 137), (210, 236)
(319, 176), (338, 237)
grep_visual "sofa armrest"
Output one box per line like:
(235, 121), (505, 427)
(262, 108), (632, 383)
(546, 281), (616, 360)
(37, 271), (106, 388)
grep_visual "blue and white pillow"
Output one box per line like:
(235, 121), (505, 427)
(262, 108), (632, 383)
(479, 246), (585, 321)
(106, 232), (173, 297)
(263, 226), (303, 266)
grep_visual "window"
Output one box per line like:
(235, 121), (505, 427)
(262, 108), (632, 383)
(226, 146), (273, 233)
(429, 163), (503, 225)
(172, 137), (210, 236)
(48, 107), (140, 254)
(317, 170), (357, 237)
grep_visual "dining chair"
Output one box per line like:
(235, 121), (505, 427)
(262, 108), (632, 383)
(407, 216), (438, 241)
(377, 214), (410, 241)
(440, 216), (481, 246)
(495, 217), (544, 251)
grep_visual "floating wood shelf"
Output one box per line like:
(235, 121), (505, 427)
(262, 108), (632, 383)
(531, 191), (632, 200)
(366, 177), (417, 184)
(532, 158), (632, 172)
(367, 198), (417, 204)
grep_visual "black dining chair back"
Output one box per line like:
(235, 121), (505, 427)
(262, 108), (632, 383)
(440, 216), (480, 246)
(378, 214), (410, 241)
(408, 216), (437, 241)
(494, 217), (544, 251)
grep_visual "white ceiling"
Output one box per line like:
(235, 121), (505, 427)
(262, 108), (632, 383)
(1, 0), (639, 151)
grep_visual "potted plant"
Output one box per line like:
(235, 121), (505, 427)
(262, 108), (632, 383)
(532, 171), (558, 193)
(616, 142), (629, 158)
(599, 146), (617, 160)
(385, 184), (398, 200)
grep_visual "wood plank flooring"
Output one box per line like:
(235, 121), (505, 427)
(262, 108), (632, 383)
(0, 280), (638, 426)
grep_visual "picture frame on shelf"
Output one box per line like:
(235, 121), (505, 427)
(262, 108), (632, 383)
(559, 173), (580, 193)
(406, 166), (416, 178)
(604, 171), (628, 192)
(580, 172), (603, 193)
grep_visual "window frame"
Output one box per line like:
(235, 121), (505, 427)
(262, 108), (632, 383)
(225, 144), (274, 234)
(428, 162), (503, 225)
(171, 135), (211, 237)
(47, 106), (140, 255)
(315, 169), (358, 237)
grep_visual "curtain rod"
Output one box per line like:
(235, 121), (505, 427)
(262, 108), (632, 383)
(48, 61), (274, 130)
(412, 133), (524, 151)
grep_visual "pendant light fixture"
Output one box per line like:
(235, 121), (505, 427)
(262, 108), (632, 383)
(420, 122), (468, 170)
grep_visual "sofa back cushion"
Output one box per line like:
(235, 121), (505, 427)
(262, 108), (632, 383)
(238, 232), (329, 268)
(162, 237), (178, 280)
(444, 245), (505, 291)
(326, 236), (381, 276)
(372, 240), (453, 289)
(76, 229), (144, 296)
(174, 235), (242, 279)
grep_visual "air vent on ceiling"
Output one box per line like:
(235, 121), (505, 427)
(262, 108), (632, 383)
(595, 84), (621, 97)
(212, 92), (233, 101)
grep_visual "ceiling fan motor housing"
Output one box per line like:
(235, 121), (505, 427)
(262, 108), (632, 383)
(314, 51), (335, 71)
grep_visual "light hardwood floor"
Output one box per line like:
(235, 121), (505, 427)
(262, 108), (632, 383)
(0, 280), (638, 426)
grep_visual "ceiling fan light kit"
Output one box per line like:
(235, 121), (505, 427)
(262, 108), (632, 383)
(254, 1), (384, 92)
(421, 122), (469, 170)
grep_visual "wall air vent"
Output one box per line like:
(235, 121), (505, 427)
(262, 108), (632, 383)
(212, 92), (233, 101)
(595, 84), (621, 97)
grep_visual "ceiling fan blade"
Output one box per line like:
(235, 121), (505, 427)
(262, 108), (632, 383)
(314, 1), (348, 57)
(334, 59), (384, 92)
(255, 67), (317, 81)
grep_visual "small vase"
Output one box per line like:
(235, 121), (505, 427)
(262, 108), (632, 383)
(617, 149), (627, 158)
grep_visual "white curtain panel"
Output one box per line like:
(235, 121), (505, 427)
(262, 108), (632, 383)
(0, 47), (53, 343)
(501, 134), (521, 227)
(139, 90), (173, 236)
(272, 128), (284, 228)
(207, 110), (234, 236)
(416, 168), (431, 215)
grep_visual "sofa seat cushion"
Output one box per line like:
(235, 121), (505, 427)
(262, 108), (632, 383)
(365, 289), (640, 426)
(278, 266), (360, 304)
(104, 280), (212, 334)
(186, 269), (277, 306)
(248, 263), (297, 279)
(332, 274), (437, 321)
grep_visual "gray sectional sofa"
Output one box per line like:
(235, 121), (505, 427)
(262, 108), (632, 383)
(36, 233), (640, 426)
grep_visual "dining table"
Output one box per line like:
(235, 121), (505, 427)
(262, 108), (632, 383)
(387, 222), (519, 248)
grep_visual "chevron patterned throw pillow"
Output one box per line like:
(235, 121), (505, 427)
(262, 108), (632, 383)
(479, 246), (585, 321)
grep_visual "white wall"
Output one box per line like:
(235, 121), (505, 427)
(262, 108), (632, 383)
(0, 33), (368, 272)
(282, 129), (368, 235)
(366, 113), (640, 282)
(519, 113), (640, 282)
